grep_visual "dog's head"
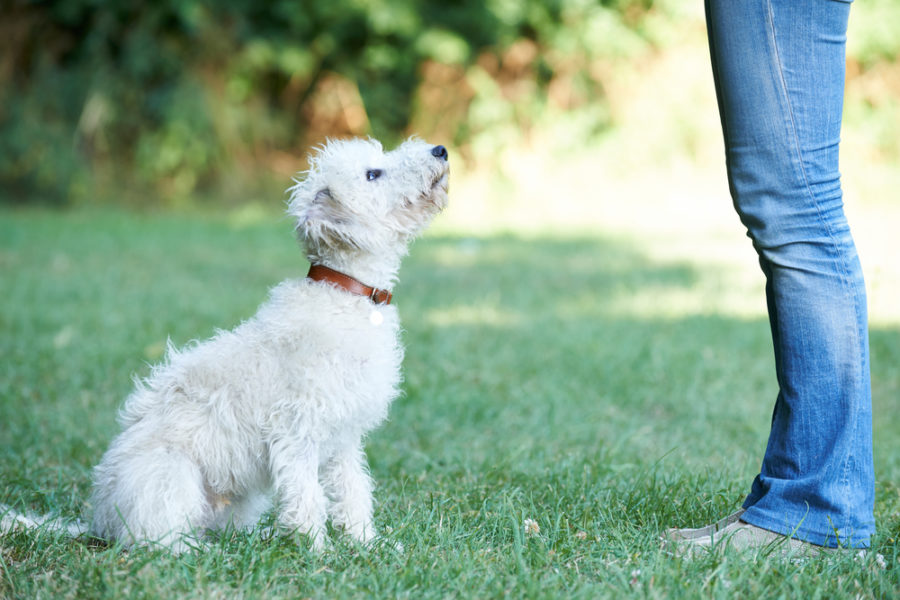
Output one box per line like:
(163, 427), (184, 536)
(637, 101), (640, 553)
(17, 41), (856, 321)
(288, 138), (449, 260)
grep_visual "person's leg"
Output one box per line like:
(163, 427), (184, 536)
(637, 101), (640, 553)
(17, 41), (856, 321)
(704, 0), (874, 548)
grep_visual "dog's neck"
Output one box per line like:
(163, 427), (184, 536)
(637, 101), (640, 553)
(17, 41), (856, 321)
(305, 251), (402, 294)
(307, 265), (392, 305)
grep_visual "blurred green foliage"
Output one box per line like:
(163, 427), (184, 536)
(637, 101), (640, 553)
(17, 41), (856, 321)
(0, 0), (665, 205)
(847, 0), (900, 67)
(0, 0), (896, 206)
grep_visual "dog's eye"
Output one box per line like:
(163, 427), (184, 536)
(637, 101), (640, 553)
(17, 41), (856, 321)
(366, 169), (383, 182)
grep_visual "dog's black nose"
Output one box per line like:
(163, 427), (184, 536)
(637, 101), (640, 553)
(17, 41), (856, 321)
(431, 145), (448, 160)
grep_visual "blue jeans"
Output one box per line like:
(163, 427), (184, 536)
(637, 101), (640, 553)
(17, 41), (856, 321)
(705, 0), (874, 548)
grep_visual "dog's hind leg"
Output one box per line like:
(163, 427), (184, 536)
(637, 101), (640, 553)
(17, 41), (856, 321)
(91, 442), (212, 552)
(322, 439), (376, 543)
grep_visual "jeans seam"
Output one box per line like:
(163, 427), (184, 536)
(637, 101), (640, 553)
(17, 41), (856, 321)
(767, 0), (855, 294)
(766, 0), (864, 534)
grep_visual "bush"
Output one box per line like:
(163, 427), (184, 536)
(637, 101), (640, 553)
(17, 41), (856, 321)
(1, 0), (894, 206)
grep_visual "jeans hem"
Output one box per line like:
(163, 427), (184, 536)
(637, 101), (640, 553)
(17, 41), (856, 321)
(740, 505), (873, 549)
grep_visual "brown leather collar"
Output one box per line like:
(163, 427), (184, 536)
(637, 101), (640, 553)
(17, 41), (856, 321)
(306, 264), (392, 305)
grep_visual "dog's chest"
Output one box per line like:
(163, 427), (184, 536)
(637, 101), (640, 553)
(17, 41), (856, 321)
(257, 282), (405, 431)
(333, 308), (402, 384)
(281, 305), (401, 424)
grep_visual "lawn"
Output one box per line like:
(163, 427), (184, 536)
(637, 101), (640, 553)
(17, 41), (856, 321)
(1, 204), (898, 598)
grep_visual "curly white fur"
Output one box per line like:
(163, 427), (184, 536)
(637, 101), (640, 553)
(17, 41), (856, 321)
(4, 137), (449, 552)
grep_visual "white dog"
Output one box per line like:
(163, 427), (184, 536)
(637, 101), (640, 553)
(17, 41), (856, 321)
(2, 138), (449, 552)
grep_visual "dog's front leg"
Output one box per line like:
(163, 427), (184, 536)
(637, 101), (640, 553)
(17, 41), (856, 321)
(269, 437), (327, 549)
(322, 440), (376, 543)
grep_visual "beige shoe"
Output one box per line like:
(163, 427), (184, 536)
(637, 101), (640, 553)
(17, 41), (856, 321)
(664, 509), (747, 542)
(662, 509), (833, 558)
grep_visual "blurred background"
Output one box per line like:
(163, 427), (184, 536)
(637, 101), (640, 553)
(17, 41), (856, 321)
(2, 0), (898, 324)
(1, 0), (896, 204)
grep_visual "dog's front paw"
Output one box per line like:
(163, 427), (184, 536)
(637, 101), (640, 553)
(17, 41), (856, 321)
(362, 527), (404, 554)
(333, 522), (403, 553)
(373, 532), (404, 554)
(294, 527), (327, 552)
(278, 519), (327, 552)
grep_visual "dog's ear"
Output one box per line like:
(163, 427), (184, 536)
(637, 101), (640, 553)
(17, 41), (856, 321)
(314, 188), (333, 206)
(294, 185), (366, 250)
(304, 188), (335, 224)
(289, 184), (333, 226)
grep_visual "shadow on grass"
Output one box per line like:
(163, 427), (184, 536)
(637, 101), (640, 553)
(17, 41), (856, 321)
(387, 234), (900, 497)
(382, 234), (900, 558)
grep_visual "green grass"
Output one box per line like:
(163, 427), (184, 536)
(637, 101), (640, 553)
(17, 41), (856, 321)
(2, 207), (898, 598)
